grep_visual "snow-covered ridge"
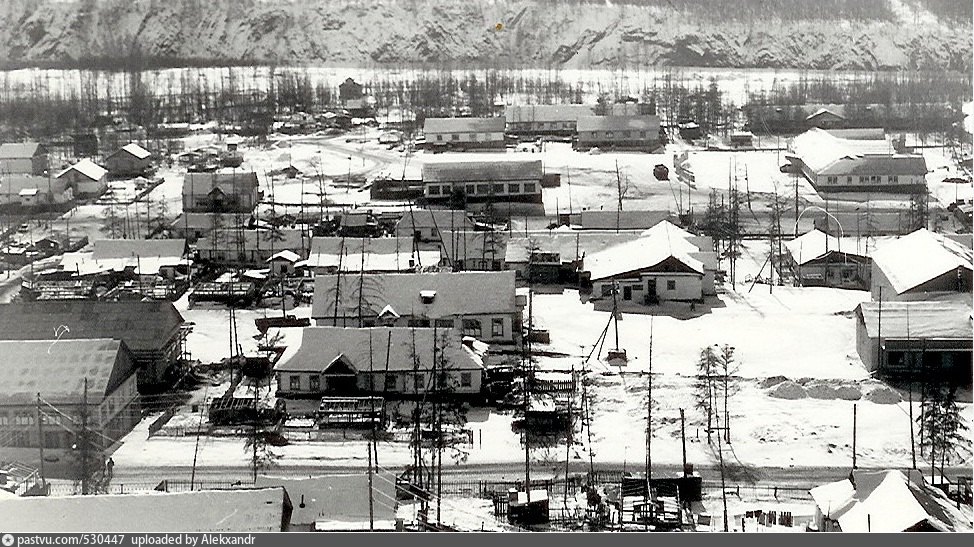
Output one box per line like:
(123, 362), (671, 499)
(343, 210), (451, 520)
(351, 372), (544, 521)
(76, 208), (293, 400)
(0, 0), (969, 71)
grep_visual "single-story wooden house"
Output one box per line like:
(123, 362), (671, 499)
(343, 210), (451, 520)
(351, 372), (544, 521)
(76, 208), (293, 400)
(784, 229), (873, 290)
(56, 158), (108, 198)
(422, 159), (546, 205)
(0, 301), (187, 392)
(505, 104), (597, 136)
(422, 117), (506, 150)
(0, 174), (72, 207)
(0, 142), (48, 175)
(809, 469), (971, 532)
(394, 209), (481, 246)
(196, 228), (307, 265)
(576, 115), (662, 151)
(438, 230), (508, 271)
(854, 298), (972, 384)
(104, 142), (153, 177)
(337, 209), (380, 238)
(504, 231), (640, 283)
(311, 270), (521, 344)
(182, 171), (261, 214)
(253, 474), (397, 531)
(0, 339), (140, 456)
(267, 249), (301, 276)
(580, 221), (717, 306)
(869, 229), (973, 301)
(274, 327), (485, 399)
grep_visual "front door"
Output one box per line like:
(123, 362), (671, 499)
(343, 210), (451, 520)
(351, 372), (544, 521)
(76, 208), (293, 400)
(623, 286), (632, 300)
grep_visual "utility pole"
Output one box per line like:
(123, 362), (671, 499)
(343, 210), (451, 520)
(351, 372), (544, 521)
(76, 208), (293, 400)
(80, 377), (90, 495)
(36, 393), (46, 489)
(680, 408), (687, 477)
(852, 403), (858, 470)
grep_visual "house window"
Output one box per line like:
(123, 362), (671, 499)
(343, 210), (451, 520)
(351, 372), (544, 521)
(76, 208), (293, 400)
(847, 176), (853, 184)
(309, 376), (320, 391)
(606, 131), (614, 139)
(0, 413), (7, 426)
(601, 284), (613, 297)
(429, 185), (441, 195)
(891, 175), (899, 183)
(289, 375), (301, 391)
(508, 183), (521, 193)
(460, 372), (473, 388)
(493, 183), (504, 194)
(384, 374), (397, 391)
(414, 373), (426, 391)
(436, 135), (443, 141)
(477, 184), (490, 194)
(623, 131), (631, 138)
(491, 318), (505, 337)
(451, 134), (459, 141)
(466, 184), (476, 195)
(827, 176), (838, 184)
(523, 183), (536, 193)
(435, 318), (454, 329)
(461, 318), (482, 336)
(667, 280), (676, 291)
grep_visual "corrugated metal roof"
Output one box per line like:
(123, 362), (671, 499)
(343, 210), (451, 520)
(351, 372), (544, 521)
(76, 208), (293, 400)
(276, 327), (482, 373)
(790, 128), (926, 176)
(0, 301), (184, 353)
(423, 159), (543, 183)
(113, 142), (152, 160)
(577, 115), (660, 133)
(307, 237), (436, 272)
(394, 209), (478, 231)
(183, 171), (260, 196)
(0, 339), (131, 403)
(91, 239), (186, 261)
(423, 117), (505, 134)
(254, 474), (396, 526)
(311, 271), (517, 319)
(0, 487), (290, 532)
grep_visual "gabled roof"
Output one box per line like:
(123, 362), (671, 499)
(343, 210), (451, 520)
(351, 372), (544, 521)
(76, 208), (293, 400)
(267, 250), (301, 263)
(806, 107), (845, 121)
(423, 159), (543, 183)
(311, 271), (517, 320)
(856, 299), (972, 340)
(0, 175), (56, 195)
(275, 327), (484, 373)
(584, 221), (714, 281)
(0, 142), (44, 159)
(870, 229), (973, 294)
(439, 231), (508, 263)
(574, 210), (678, 230)
(60, 239), (188, 276)
(183, 171), (260, 197)
(505, 104), (597, 124)
(56, 158), (107, 181)
(784, 229), (872, 265)
(91, 238), (186, 261)
(811, 470), (971, 533)
(0, 487), (290, 532)
(789, 128), (926, 176)
(423, 117), (505, 134)
(0, 339), (134, 404)
(576, 115), (661, 133)
(254, 474), (397, 526)
(0, 301), (185, 354)
(306, 237), (438, 272)
(110, 143), (151, 160)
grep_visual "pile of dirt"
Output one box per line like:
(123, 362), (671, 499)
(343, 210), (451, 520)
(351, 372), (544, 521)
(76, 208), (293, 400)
(864, 386), (902, 404)
(760, 375), (790, 389)
(805, 382), (838, 400)
(834, 385), (863, 400)
(768, 381), (808, 400)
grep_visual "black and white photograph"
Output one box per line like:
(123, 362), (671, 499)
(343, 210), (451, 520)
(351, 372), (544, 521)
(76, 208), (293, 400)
(0, 0), (972, 536)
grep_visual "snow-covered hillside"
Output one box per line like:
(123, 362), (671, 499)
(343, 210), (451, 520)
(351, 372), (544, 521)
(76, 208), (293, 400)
(0, 0), (969, 71)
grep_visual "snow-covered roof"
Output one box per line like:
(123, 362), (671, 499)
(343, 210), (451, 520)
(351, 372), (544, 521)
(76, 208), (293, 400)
(856, 299), (972, 340)
(307, 237), (438, 272)
(584, 221), (712, 281)
(505, 231), (640, 263)
(423, 159), (543, 183)
(870, 229), (973, 295)
(784, 229), (873, 265)
(0, 142), (43, 159)
(116, 142), (151, 159)
(267, 250), (301, 263)
(311, 271), (517, 320)
(17, 188), (38, 196)
(423, 117), (505, 134)
(789, 128), (925, 176)
(505, 104), (596, 124)
(254, 474), (396, 527)
(276, 327), (483, 373)
(0, 339), (131, 404)
(577, 115), (660, 133)
(818, 470), (972, 533)
(0, 487), (290, 532)
(57, 158), (107, 181)
(60, 239), (187, 276)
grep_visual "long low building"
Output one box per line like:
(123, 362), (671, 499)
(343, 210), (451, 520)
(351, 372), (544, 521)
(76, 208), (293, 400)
(505, 104), (598, 136)
(576, 115), (662, 151)
(274, 327), (484, 399)
(422, 159), (546, 205)
(421, 117), (506, 150)
(305, 236), (439, 273)
(784, 229), (876, 290)
(787, 128), (927, 193)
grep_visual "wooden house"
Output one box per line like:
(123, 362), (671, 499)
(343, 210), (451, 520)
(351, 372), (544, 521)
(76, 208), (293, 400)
(55, 159), (108, 198)
(784, 229), (873, 289)
(0, 339), (140, 454)
(504, 231), (639, 283)
(421, 117), (506, 150)
(254, 475), (397, 532)
(576, 116), (662, 151)
(504, 104), (597, 137)
(182, 171), (261, 213)
(869, 229), (972, 301)
(422, 159), (545, 205)
(0, 142), (49, 175)
(311, 271), (521, 344)
(0, 301), (187, 391)
(305, 237), (438, 274)
(0, 174), (72, 207)
(195, 228), (307, 265)
(105, 143), (152, 177)
(394, 209), (481, 246)
(274, 327), (484, 399)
